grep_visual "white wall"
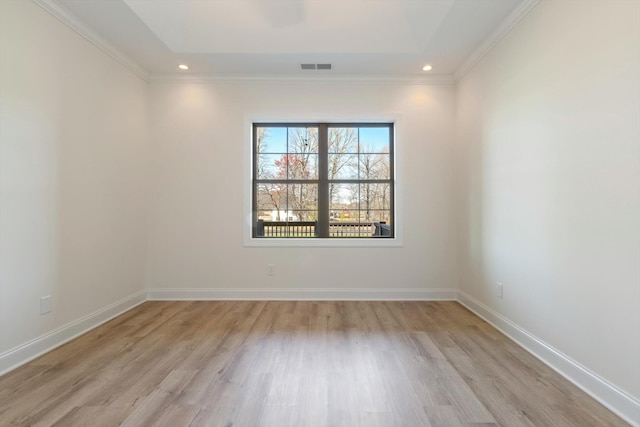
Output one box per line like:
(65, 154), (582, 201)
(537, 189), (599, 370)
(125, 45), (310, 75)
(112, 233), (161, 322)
(2, 0), (637, 421)
(147, 82), (457, 295)
(0, 0), (149, 360)
(456, 0), (640, 405)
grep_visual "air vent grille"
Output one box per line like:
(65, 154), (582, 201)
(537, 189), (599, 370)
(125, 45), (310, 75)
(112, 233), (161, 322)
(301, 63), (332, 71)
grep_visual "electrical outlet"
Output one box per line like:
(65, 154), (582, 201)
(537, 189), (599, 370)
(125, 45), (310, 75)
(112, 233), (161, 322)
(267, 264), (275, 276)
(497, 282), (503, 299)
(40, 296), (52, 315)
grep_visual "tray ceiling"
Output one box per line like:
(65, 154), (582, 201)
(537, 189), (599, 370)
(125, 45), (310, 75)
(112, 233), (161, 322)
(54, 0), (530, 78)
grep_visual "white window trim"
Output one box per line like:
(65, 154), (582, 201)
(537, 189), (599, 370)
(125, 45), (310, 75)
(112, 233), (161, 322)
(243, 113), (403, 248)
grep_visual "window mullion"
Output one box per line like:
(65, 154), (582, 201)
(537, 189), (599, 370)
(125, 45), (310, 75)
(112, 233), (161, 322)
(317, 124), (329, 237)
(253, 122), (394, 239)
(252, 124), (259, 238)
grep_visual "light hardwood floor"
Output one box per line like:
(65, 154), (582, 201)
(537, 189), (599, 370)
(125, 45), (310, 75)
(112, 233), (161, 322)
(0, 301), (628, 426)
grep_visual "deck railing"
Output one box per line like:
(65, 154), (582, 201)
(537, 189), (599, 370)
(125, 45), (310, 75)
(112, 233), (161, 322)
(329, 222), (375, 237)
(257, 221), (318, 237)
(256, 220), (390, 238)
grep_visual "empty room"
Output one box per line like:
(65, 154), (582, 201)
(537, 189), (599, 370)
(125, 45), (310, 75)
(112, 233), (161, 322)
(0, 0), (638, 425)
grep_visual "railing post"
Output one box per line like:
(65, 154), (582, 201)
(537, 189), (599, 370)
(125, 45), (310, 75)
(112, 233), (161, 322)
(257, 219), (264, 237)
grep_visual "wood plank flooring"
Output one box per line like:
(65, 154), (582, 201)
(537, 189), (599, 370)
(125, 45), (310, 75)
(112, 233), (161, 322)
(0, 301), (629, 426)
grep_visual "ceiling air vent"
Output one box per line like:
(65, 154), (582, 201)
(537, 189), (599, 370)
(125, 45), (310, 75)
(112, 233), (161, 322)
(300, 63), (332, 71)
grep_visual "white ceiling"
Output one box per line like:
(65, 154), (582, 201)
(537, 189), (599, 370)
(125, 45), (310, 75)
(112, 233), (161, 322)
(52, 0), (530, 79)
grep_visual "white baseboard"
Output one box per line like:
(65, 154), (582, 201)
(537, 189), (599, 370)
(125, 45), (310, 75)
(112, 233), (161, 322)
(147, 287), (458, 301)
(0, 290), (147, 376)
(2, 287), (637, 426)
(457, 291), (640, 427)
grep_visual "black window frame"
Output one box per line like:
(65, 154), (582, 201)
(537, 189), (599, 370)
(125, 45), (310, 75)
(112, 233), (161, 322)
(252, 122), (395, 239)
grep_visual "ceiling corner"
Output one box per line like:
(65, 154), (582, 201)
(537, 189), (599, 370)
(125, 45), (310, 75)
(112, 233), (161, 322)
(31, 0), (151, 82)
(453, 0), (541, 82)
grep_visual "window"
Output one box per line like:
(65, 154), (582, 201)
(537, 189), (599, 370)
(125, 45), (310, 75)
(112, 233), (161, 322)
(253, 123), (394, 238)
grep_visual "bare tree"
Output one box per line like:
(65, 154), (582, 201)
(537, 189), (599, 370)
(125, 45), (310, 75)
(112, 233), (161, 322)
(256, 183), (286, 220)
(328, 128), (358, 205)
(377, 148), (390, 213)
(273, 128), (319, 220)
(256, 127), (270, 179)
(259, 126), (390, 224)
(358, 144), (386, 220)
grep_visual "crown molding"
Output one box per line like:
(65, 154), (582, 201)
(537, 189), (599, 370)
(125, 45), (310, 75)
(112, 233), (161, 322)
(454, 0), (541, 82)
(148, 73), (456, 85)
(32, 0), (538, 86)
(32, 0), (151, 82)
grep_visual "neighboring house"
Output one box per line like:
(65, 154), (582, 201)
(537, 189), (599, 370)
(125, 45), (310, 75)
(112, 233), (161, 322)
(271, 210), (299, 221)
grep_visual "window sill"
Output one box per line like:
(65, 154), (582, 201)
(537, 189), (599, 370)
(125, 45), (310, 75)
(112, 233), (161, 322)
(243, 237), (403, 248)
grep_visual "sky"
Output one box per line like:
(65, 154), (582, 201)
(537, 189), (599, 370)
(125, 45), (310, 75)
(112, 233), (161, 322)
(259, 126), (390, 154)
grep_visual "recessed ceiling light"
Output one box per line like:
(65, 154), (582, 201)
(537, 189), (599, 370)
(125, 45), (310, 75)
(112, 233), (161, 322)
(178, 64), (189, 70)
(422, 65), (433, 71)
